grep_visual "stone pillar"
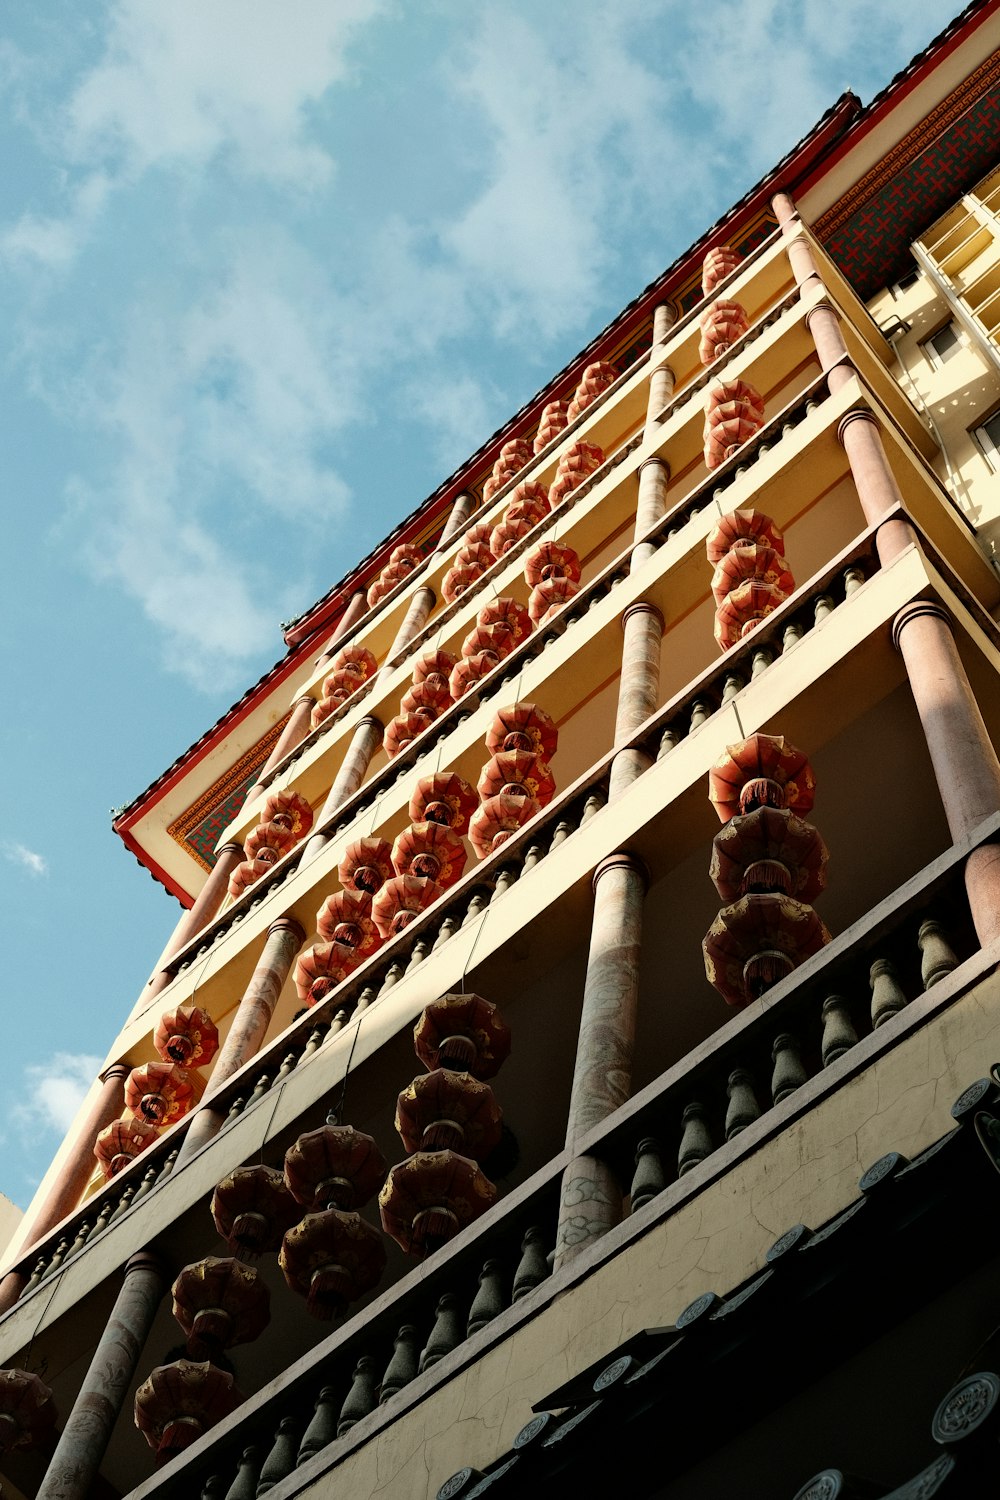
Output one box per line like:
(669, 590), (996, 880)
(555, 853), (648, 1267)
(243, 699), (316, 806)
(892, 602), (1000, 947)
(36, 1250), (166, 1500)
(772, 191), (914, 563)
(609, 602), (665, 799)
(304, 715), (385, 861)
(140, 841), (246, 1008)
(178, 917), (305, 1163)
(437, 489), (478, 550)
(385, 585), (436, 668)
(632, 457), (670, 570)
(0, 1064), (132, 1305)
(647, 303), (677, 429)
(320, 588), (368, 657)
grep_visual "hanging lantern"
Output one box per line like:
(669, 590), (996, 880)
(523, 540), (581, 589)
(534, 397), (571, 453)
(400, 678), (452, 718)
(366, 558), (414, 610)
(707, 508), (786, 565)
(318, 667), (364, 706)
(134, 1360), (243, 1466)
(261, 789), (313, 840)
(549, 442), (605, 504)
(703, 893), (830, 1007)
(709, 734), (816, 823)
(702, 244), (742, 297)
(379, 1150), (497, 1258)
(0, 1369), (56, 1453)
(483, 438), (533, 502)
(442, 563), (485, 605)
(279, 1209), (386, 1320)
(413, 993), (512, 1078)
(461, 623), (513, 663)
(489, 514), (535, 559)
(411, 648), (456, 692)
(469, 792), (541, 860)
(389, 542), (423, 571)
(529, 576), (579, 627)
(713, 578), (789, 650)
(243, 820), (296, 866)
(315, 887), (381, 955)
(566, 360), (617, 423)
(392, 822), (467, 888)
(509, 478), (551, 517)
(331, 643), (378, 682)
(284, 1122), (387, 1211)
(211, 1164), (301, 1258)
(227, 855), (274, 901)
(294, 942), (360, 1005)
(710, 806), (828, 903)
(125, 1062), (203, 1127)
(396, 1070), (503, 1158)
(478, 597), (531, 648)
(153, 1006), (220, 1068)
(711, 542), (794, 605)
(698, 300), (750, 365)
(703, 378), (765, 469)
(457, 539), (495, 570)
(372, 874), (443, 939)
(408, 772), (478, 833)
(339, 837), (394, 895)
(449, 652), (496, 700)
(94, 1116), (159, 1178)
(171, 1257), (270, 1360)
(477, 750), (556, 805)
(460, 520), (493, 553)
(385, 710), (437, 759)
(486, 703), (558, 760)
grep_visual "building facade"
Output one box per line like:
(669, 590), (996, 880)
(3, 5), (1000, 1497)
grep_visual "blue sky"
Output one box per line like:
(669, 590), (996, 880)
(0, 0), (966, 1206)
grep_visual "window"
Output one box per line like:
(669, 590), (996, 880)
(921, 321), (962, 367)
(892, 266), (921, 296)
(974, 409), (1000, 469)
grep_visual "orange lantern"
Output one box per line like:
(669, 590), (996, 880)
(534, 397), (571, 452)
(279, 1209), (386, 1320)
(566, 359), (617, 423)
(395, 1070), (502, 1158)
(390, 542), (422, 571)
(414, 993), (512, 1078)
(315, 887), (380, 954)
(702, 244), (742, 297)
(523, 540), (581, 589)
(339, 837), (394, 895)
(261, 789), (313, 840)
(486, 703), (558, 759)
(125, 1062), (203, 1126)
(460, 520), (493, 552)
(449, 653), (496, 700)
(442, 562), (485, 605)
(709, 734), (817, 823)
(243, 819), (296, 865)
(703, 893), (830, 1007)
(703, 378), (765, 469)
(0, 1369), (56, 1453)
(713, 579), (789, 650)
(284, 1122), (387, 1211)
(706, 508), (786, 566)
(391, 822), (467, 887)
(478, 596), (531, 648)
(549, 441), (605, 504)
(477, 750), (556, 805)
(411, 648), (456, 691)
(379, 1150), (496, 1258)
(153, 1006), (219, 1068)
(372, 874), (443, 938)
(408, 772), (478, 833)
(710, 806), (828, 904)
(318, 667), (364, 706)
(462, 623), (512, 662)
(528, 576), (579, 627)
(171, 1257), (270, 1360)
(711, 543), (794, 605)
(385, 709), (438, 760)
(698, 299), (750, 365)
(331, 643), (377, 682)
(489, 514), (536, 559)
(457, 539), (495, 570)
(134, 1360), (243, 1466)
(294, 942), (360, 1005)
(469, 792), (541, 860)
(94, 1116), (159, 1179)
(226, 855), (274, 902)
(400, 678), (452, 718)
(211, 1164), (301, 1258)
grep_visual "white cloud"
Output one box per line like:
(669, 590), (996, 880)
(15, 1053), (102, 1137)
(0, 173), (110, 270)
(2, 842), (48, 877)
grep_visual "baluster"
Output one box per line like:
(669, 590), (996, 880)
(92, 1200), (114, 1237)
(464, 893), (487, 924)
(677, 1102), (713, 1176)
(549, 820), (572, 848)
(721, 672), (744, 702)
(302, 1025), (326, 1058)
(782, 621), (804, 651)
(917, 918), (958, 989)
(870, 957), (907, 1028)
(40, 1239), (68, 1281)
(771, 1034), (807, 1106)
(843, 565), (865, 595)
(512, 1227), (549, 1302)
(274, 1051), (298, 1084)
(433, 915), (460, 949)
(159, 1148), (179, 1182)
(66, 1220), (92, 1260)
(630, 1137), (665, 1213)
(132, 1166), (159, 1205)
(657, 727), (680, 759)
(201, 1476), (227, 1499)
(821, 995), (858, 1067)
(689, 699), (712, 732)
(380, 1324), (420, 1405)
(257, 1416), (299, 1493)
(380, 963), (405, 993)
(297, 1385), (339, 1467)
(751, 646), (774, 679)
(338, 1356), (380, 1436)
(407, 939), (430, 972)
(250, 1073), (272, 1104)
(23, 1257), (47, 1295)
(355, 986), (377, 1013)
(581, 794), (605, 822)
(467, 1259), (505, 1338)
(491, 867), (518, 901)
(224, 1446), (261, 1500)
(725, 1070), (760, 1140)
(226, 1098), (247, 1125)
(419, 1293), (465, 1372)
(521, 844), (543, 873)
(108, 1186), (136, 1224)
(813, 594), (835, 625)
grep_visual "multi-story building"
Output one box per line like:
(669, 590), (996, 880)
(4, 5), (1000, 1497)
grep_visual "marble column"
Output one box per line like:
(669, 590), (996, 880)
(609, 602), (665, 798)
(646, 302), (677, 431)
(36, 1251), (166, 1500)
(177, 916), (304, 1163)
(139, 840), (246, 1005)
(303, 714), (385, 861)
(632, 456), (670, 570)
(385, 585), (436, 668)
(554, 853), (648, 1267)
(893, 602), (1000, 947)
(437, 489), (478, 550)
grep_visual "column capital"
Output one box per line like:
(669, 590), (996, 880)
(637, 455), (670, 480)
(621, 600), (664, 633)
(592, 850), (648, 894)
(804, 299), (838, 333)
(100, 1062), (130, 1086)
(836, 406), (878, 446)
(266, 915), (306, 944)
(124, 1248), (167, 1282)
(215, 840), (246, 860)
(891, 599), (952, 651)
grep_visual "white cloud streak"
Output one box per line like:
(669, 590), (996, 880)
(15, 1053), (102, 1137)
(2, 842), (48, 877)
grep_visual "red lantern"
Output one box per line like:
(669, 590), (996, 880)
(462, 623), (513, 662)
(339, 837), (394, 895)
(549, 441), (605, 504)
(443, 563), (485, 604)
(243, 820), (296, 865)
(379, 1150), (496, 1257)
(469, 792), (541, 860)
(698, 299), (750, 365)
(390, 542), (422, 571)
(125, 1062), (203, 1126)
(713, 578), (789, 650)
(372, 874), (443, 938)
(478, 597), (531, 648)
(566, 360), (617, 423)
(0, 1369), (56, 1453)
(396, 1070), (503, 1158)
(211, 1164), (301, 1258)
(703, 378), (765, 469)
(319, 667), (364, 706)
(534, 397), (570, 452)
(529, 576), (579, 626)
(477, 750), (556, 805)
(711, 542), (794, 605)
(315, 887), (380, 954)
(153, 1006), (219, 1068)
(284, 1123), (387, 1210)
(261, 789), (313, 840)
(385, 710), (436, 758)
(412, 647), (456, 690)
(523, 540), (581, 589)
(449, 653), (496, 700)
(460, 520), (493, 552)
(706, 508), (786, 566)
(703, 893), (830, 1007)
(457, 539), (495, 570)
(702, 244), (742, 297)
(392, 822), (467, 888)
(134, 1360), (243, 1466)
(310, 692), (340, 729)
(331, 643), (377, 682)
(171, 1257), (270, 1360)
(280, 1209), (386, 1320)
(409, 772), (479, 833)
(489, 514), (535, 559)
(294, 942), (360, 1006)
(709, 734), (816, 823)
(710, 807), (828, 903)
(400, 678), (452, 718)
(226, 856), (274, 902)
(509, 478), (550, 515)
(413, 993), (512, 1078)
(94, 1116), (159, 1178)
(486, 703), (558, 759)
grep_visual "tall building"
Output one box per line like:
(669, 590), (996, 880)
(3, 5), (1000, 1497)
